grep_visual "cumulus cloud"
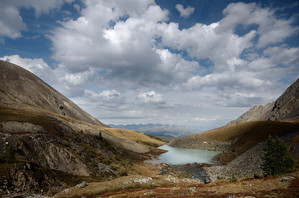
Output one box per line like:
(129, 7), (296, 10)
(219, 2), (296, 47)
(83, 89), (124, 105)
(138, 91), (164, 104)
(50, 0), (202, 88)
(0, 55), (54, 82)
(175, 4), (195, 18)
(0, 0), (74, 40)
(1, 1), (298, 129)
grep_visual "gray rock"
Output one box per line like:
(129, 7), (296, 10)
(76, 181), (88, 188)
(188, 187), (196, 192)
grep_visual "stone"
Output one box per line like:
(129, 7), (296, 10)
(76, 181), (88, 188)
(188, 187), (196, 192)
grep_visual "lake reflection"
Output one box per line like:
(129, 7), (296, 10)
(158, 145), (221, 165)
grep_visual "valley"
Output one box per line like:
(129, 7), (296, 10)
(0, 60), (298, 197)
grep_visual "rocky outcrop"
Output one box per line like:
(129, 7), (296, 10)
(227, 102), (274, 125)
(0, 121), (47, 134)
(268, 79), (299, 121)
(204, 142), (265, 181)
(228, 78), (299, 125)
(203, 132), (298, 181)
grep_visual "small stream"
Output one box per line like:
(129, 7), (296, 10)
(157, 145), (221, 183)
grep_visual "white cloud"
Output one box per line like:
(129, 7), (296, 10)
(175, 4), (194, 18)
(84, 89), (123, 104)
(1, 1), (298, 130)
(0, 55), (54, 82)
(138, 91), (164, 104)
(0, 0), (74, 40)
(219, 2), (296, 47)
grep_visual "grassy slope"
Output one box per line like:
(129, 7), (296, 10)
(101, 128), (165, 148)
(198, 120), (299, 151)
(0, 104), (165, 149)
(193, 120), (298, 164)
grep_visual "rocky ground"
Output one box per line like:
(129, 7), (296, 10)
(204, 131), (298, 181)
(52, 170), (299, 198)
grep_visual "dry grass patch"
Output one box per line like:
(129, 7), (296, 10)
(198, 120), (299, 143)
(102, 128), (166, 147)
(132, 163), (161, 177)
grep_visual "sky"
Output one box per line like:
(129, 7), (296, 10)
(0, 0), (298, 131)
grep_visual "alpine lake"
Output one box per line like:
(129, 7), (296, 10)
(157, 145), (221, 182)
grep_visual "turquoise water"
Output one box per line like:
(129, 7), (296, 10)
(158, 145), (221, 165)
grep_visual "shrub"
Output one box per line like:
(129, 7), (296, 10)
(262, 135), (295, 175)
(253, 173), (263, 179)
(4, 145), (15, 163)
(230, 174), (238, 182)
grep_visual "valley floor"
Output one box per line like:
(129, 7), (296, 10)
(53, 163), (299, 198)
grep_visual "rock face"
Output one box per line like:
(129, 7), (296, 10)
(228, 79), (299, 125)
(204, 132), (298, 181)
(227, 102), (274, 125)
(268, 79), (299, 121)
(0, 60), (106, 127)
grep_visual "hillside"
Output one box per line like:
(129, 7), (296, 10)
(168, 79), (299, 183)
(0, 60), (106, 127)
(169, 79), (299, 163)
(228, 78), (299, 125)
(0, 61), (165, 196)
(169, 120), (299, 163)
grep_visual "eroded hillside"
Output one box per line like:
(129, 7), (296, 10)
(0, 61), (165, 196)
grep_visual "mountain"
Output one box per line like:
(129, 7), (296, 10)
(109, 123), (199, 137)
(0, 61), (165, 196)
(228, 79), (299, 125)
(168, 79), (299, 179)
(0, 60), (106, 127)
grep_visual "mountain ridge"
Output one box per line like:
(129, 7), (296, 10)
(228, 78), (299, 125)
(0, 60), (106, 127)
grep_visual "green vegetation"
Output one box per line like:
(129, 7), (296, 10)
(230, 174), (238, 182)
(144, 133), (166, 142)
(3, 145), (16, 163)
(262, 136), (295, 175)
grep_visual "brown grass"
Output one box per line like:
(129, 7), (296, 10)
(197, 120), (299, 156)
(0, 104), (165, 150)
(132, 163), (161, 177)
(198, 120), (299, 143)
(102, 128), (165, 148)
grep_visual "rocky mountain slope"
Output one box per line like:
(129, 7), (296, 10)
(0, 61), (165, 196)
(168, 79), (299, 180)
(0, 60), (106, 127)
(228, 78), (299, 125)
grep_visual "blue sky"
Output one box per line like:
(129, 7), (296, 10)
(0, 0), (298, 131)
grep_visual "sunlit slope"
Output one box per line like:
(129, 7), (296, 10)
(202, 120), (298, 150)
(169, 120), (299, 155)
(0, 104), (165, 153)
(0, 60), (106, 127)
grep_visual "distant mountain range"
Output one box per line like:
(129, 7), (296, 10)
(109, 123), (200, 137)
